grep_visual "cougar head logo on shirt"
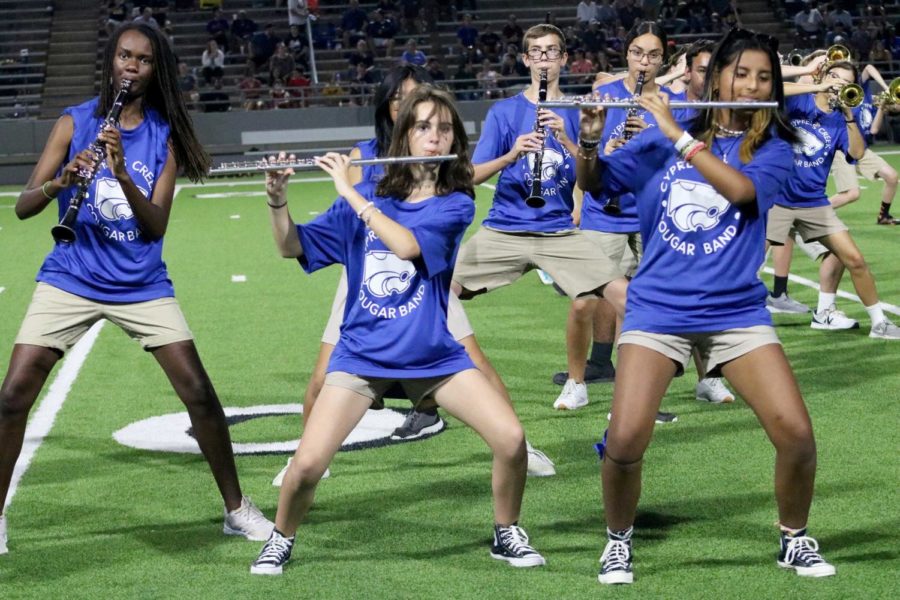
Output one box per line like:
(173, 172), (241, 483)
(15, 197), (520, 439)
(526, 147), (564, 181)
(94, 177), (141, 221)
(363, 251), (416, 297)
(792, 128), (825, 157)
(667, 179), (730, 232)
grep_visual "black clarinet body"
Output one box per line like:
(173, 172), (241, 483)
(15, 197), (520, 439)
(526, 69), (548, 209)
(51, 79), (132, 243)
(603, 71), (645, 215)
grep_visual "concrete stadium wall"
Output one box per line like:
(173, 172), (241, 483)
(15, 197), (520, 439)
(0, 100), (496, 186)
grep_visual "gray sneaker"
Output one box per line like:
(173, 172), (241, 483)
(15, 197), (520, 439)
(390, 409), (444, 440)
(525, 441), (556, 477)
(696, 378), (735, 404)
(766, 293), (810, 314)
(869, 318), (900, 340)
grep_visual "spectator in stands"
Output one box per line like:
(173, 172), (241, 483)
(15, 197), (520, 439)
(687, 0), (710, 33)
(400, 39), (427, 66)
(708, 11), (725, 35)
(133, 7), (159, 30)
(201, 39), (225, 86)
(340, 0), (369, 50)
(825, 3), (852, 31)
(178, 61), (199, 110)
(286, 66), (311, 107)
(106, 0), (128, 36)
(453, 60), (478, 101)
(479, 23), (502, 62)
(269, 42), (295, 86)
(886, 26), (900, 61)
(457, 13), (479, 48)
(270, 78), (291, 109)
(231, 10), (258, 56)
(581, 20), (607, 56)
(238, 61), (264, 110)
(607, 25), (628, 64)
(569, 49), (594, 92)
(148, 0), (168, 26)
(349, 61), (376, 105)
(869, 39), (893, 71)
(596, 0), (617, 28)
(286, 24), (310, 67)
(457, 44), (484, 69)
(594, 49), (611, 74)
(347, 39), (375, 70)
(721, 0), (741, 29)
(564, 25), (583, 55)
(366, 9), (398, 57)
(206, 8), (230, 50)
(851, 25), (874, 62)
(322, 71), (348, 106)
(502, 14), (523, 48)
(398, 0), (422, 35)
(617, 0), (643, 30)
(794, 1), (825, 47)
(199, 77), (230, 112)
(659, 0), (687, 35)
(250, 24), (280, 71)
(477, 58), (501, 99)
(426, 57), (446, 81)
(576, 1), (599, 28)
(826, 22), (849, 47)
(312, 17), (339, 50)
(288, 0), (310, 30)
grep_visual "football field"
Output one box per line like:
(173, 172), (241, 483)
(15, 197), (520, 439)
(1, 154), (898, 598)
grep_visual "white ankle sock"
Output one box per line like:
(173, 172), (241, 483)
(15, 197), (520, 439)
(816, 292), (836, 314)
(865, 303), (886, 326)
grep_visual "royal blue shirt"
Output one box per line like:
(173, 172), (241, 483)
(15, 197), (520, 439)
(581, 81), (683, 234)
(297, 186), (476, 377)
(37, 98), (174, 302)
(352, 137), (384, 184)
(774, 94), (853, 208)
(473, 92), (579, 233)
(599, 127), (794, 332)
(852, 79), (876, 146)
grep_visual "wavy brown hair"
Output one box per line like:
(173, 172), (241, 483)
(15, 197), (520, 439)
(376, 86), (474, 200)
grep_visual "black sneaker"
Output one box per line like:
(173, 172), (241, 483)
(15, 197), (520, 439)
(552, 362), (616, 385)
(598, 536), (633, 584)
(777, 531), (836, 577)
(390, 409), (444, 440)
(250, 529), (294, 576)
(490, 524), (546, 567)
(877, 213), (900, 225)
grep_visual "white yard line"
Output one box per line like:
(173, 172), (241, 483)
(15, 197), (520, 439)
(3, 321), (105, 512)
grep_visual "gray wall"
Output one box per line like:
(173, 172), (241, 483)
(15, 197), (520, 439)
(0, 100), (496, 185)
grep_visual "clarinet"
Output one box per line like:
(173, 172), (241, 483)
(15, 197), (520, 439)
(603, 71), (645, 215)
(51, 79), (132, 244)
(526, 69), (548, 209)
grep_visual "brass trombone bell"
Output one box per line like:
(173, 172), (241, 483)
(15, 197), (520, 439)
(825, 44), (852, 63)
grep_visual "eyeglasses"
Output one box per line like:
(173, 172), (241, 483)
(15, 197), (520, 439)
(627, 48), (664, 63)
(526, 47), (563, 60)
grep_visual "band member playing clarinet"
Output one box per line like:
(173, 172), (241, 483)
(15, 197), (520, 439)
(252, 85), (545, 575)
(0, 24), (274, 556)
(576, 28), (835, 584)
(451, 23), (629, 412)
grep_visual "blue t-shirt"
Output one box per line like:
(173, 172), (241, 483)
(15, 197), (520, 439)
(773, 94), (852, 208)
(352, 137), (384, 184)
(297, 186), (476, 378)
(852, 79), (876, 146)
(581, 81), (682, 234)
(37, 98), (174, 302)
(473, 92), (579, 233)
(599, 127), (794, 333)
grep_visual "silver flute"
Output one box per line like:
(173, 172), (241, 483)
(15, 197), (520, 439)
(540, 99), (779, 109)
(209, 154), (459, 176)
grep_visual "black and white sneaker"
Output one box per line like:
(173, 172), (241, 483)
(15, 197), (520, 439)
(777, 531), (836, 577)
(250, 529), (295, 576)
(490, 523), (546, 567)
(598, 533), (633, 584)
(390, 409), (444, 440)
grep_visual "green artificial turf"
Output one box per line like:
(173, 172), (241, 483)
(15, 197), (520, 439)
(0, 154), (898, 598)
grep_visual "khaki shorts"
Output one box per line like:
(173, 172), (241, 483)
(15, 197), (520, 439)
(766, 204), (848, 245)
(15, 282), (193, 353)
(453, 227), (621, 300)
(832, 149), (890, 192)
(583, 230), (642, 278)
(324, 370), (457, 409)
(321, 268), (474, 345)
(618, 326), (781, 377)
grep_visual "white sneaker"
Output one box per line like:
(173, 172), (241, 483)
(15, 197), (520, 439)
(0, 514), (7, 555)
(695, 378), (735, 404)
(766, 293), (810, 314)
(811, 305), (859, 330)
(869, 318), (900, 340)
(224, 496), (275, 541)
(272, 457), (330, 487)
(553, 379), (588, 410)
(525, 441), (556, 477)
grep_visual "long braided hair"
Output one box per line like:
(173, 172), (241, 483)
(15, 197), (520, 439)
(99, 23), (210, 182)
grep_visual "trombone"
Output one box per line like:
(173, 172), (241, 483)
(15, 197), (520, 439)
(209, 154), (459, 176)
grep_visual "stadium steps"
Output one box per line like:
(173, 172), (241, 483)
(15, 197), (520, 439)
(40, 0), (100, 118)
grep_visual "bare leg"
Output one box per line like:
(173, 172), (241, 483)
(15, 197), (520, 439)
(828, 187), (860, 209)
(566, 297), (596, 383)
(817, 231), (880, 307)
(818, 253), (844, 295)
(302, 342), (335, 426)
(0, 345), (60, 514)
(458, 335), (510, 404)
(275, 385), (371, 535)
(152, 341), (242, 511)
(602, 344), (677, 530)
(721, 345), (816, 528)
(434, 369), (527, 525)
